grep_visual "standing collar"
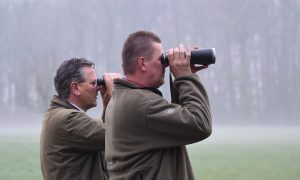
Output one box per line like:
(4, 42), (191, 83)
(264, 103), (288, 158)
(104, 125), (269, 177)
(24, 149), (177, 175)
(114, 79), (163, 97)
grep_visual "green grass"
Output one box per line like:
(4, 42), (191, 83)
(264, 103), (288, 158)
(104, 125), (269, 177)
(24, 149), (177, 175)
(188, 143), (300, 180)
(1, 134), (300, 180)
(0, 135), (42, 180)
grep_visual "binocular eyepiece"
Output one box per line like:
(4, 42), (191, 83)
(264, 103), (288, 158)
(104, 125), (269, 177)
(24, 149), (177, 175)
(160, 48), (216, 66)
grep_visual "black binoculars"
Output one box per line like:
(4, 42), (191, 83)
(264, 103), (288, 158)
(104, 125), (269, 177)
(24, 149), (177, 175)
(160, 48), (216, 66)
(97, 78), (105, 86)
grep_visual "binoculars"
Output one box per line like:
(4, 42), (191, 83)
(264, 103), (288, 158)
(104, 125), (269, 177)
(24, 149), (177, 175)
(97, 48), (216, 86)
(97, 78), (105, 86)
(160, 48), (216, 66)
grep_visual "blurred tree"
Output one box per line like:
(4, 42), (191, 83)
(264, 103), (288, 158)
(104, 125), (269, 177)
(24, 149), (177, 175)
(0, 0), (299, 124)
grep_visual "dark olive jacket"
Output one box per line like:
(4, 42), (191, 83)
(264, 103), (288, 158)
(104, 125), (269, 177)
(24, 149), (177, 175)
(40, 95), (107, 180)
(105, 74), (212, 180)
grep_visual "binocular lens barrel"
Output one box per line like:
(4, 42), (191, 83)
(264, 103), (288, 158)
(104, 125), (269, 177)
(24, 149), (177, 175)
(97, 78), (105, 86)
(160, 48), (216, 66)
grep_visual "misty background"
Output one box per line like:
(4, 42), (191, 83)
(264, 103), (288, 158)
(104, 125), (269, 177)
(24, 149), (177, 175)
(0, 0), (299, 133)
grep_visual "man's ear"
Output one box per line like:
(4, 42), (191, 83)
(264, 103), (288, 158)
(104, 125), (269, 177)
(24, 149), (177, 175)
(137, 57), (147, 72)
(70, 82), (80, 96)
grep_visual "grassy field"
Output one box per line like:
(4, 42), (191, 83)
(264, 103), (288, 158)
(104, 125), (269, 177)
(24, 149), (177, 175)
(0, 135), (42, 180)
(1, 126), (300, 180)
(188, 143), (300, 180)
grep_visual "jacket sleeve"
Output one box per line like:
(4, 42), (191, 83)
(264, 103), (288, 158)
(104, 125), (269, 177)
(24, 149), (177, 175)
(62, 110), (105, 152)
(145, 74), (212, 149)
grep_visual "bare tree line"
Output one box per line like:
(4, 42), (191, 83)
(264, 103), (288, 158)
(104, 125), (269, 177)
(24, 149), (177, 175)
(0, 0), (299, 124)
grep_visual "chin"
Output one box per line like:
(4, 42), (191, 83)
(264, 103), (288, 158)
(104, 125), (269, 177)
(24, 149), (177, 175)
(156, 81), (164, 88)
(88, 102), (97, 109)
(93, 102), (97, 107)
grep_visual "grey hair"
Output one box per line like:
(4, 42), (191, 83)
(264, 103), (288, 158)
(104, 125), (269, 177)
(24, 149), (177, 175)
(54, 58), (95, 98)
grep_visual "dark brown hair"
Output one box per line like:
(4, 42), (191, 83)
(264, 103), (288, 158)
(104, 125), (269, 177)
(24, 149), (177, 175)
(122, 31), (161, 75)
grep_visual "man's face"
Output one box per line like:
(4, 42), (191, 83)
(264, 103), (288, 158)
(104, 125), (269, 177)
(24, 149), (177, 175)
(77, 67), (98, 111)
(145, 42), (167, 88)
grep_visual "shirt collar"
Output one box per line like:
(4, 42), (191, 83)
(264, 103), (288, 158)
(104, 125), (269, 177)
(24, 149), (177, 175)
(68, 101), (85, 112)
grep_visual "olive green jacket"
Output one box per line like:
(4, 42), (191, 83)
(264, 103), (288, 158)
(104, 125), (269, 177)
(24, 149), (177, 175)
(105, 74), (212, 180)
(40, 95), (107, 180)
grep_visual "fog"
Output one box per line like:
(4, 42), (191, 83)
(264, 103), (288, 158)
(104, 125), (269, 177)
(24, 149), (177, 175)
(0, 0), (299, 134)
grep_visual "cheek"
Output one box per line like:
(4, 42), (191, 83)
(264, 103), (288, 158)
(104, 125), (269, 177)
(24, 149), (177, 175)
(84, 87), (96, 96)
(90, 87), (97, 94)
(154, 61), (163, 69)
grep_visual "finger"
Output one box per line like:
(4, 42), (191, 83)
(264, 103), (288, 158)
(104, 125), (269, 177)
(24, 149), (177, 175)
(199, 65), (209, 70)
(98, 85), (107, 96)
(107, 73), (116, 80)
(116, 73), (122, 79)
(192, 66), (202, 72)
(179, 44), (185, 60)
(115, 73), (122, 78)
(103, 73), (109, 81)
(174, 47), (179, 61)
(185, 47), (191, 61)
(111, 73), (117, 79)
(167, 48), (174, 63)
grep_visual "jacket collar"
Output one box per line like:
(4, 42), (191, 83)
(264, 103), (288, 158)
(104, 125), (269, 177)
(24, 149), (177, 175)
(50, 95), (81, 111)
(114, 79), (163, 97)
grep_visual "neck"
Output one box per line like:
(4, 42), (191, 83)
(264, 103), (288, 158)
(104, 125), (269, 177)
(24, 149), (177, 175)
(125, 74), (149, 87)
(68, 97), (86, 112)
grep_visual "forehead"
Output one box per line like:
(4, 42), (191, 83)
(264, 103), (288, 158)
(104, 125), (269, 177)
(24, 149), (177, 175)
(152, 42), (163, 54)
(81, 66), (96, 80)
